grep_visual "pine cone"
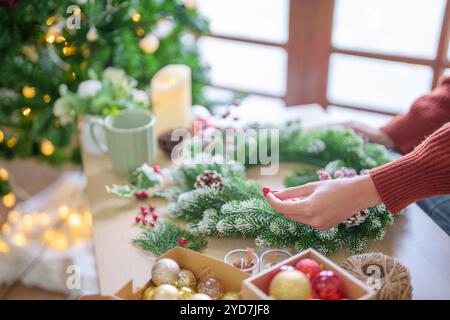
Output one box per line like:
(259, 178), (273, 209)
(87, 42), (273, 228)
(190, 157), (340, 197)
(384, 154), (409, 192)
(195, 170), (224, 191)
(343, 209), (370, 227)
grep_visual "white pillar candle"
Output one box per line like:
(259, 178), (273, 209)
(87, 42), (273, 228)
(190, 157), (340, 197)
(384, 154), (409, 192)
(151, 64), (192, 134)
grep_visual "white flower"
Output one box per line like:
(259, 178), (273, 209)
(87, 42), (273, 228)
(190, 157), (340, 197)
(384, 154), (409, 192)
(103, 67), (136, 89)
(131, 89), (150, 106)
(53, 97), (73, 125)
(77, 80), (101, 98)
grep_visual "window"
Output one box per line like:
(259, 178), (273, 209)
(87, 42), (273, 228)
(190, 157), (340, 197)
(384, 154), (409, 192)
(198, 0), (450, 115)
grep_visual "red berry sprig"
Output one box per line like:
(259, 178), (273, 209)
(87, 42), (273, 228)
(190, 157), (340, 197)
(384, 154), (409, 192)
(153, 164), (161, 174)
(262, 186), (271, 196)
(178, 237), (187, 245)
(135, 190), (149, 200)
(135, 203), (159, 227)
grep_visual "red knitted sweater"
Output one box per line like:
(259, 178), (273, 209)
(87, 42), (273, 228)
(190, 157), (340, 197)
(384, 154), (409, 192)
(369, 77), (450, 213)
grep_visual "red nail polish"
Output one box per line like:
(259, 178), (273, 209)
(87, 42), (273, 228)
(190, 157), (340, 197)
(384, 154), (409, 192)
(262, 187), (270, 196)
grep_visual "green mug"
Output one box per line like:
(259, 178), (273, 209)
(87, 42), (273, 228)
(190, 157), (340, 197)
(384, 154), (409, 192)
(90, 109), (157, 175)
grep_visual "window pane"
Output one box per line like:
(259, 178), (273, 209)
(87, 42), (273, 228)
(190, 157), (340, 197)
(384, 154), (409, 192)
(197, 0), (289, 44)
(327, 54), (433, 113)
(199, 37), (287, 96)
(333, 0), (446, 59)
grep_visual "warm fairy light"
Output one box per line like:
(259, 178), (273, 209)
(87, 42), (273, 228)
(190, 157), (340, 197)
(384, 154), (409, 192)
(39, 213), (51, 226)
(62, 45), (77, 56)
(43, 229), (69, 251)
(43, 94), (51, 103)
(0, 129), (4, 143)
(71, 72), (77, 80)
(0, 168), (8, 181)
(22, 86), (36, 99)
(58, 205), (69, 219)
(84, 211), (93, 227)
(46, 16), (56, 26)
(2, 192), (16, 208)
(136, 27), (145, 37)
(7, 210), (18, 223)
(40, 139), (55, 156)
(131, 11), (141, 22)
(0, 239), (10, 253)
(22, 214), (33, 231)
(6, 136), (17, 148)
(11, 233), (27, 247)
(2, 223), (11, 235)
(68, 212), (81, 226)
(46, 34), (55, 44)
(56, 35), (66, 43)
(22, 107), (31, 117)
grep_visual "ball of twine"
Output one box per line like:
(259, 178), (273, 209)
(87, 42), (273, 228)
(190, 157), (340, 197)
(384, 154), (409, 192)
(341, 252), (413, 300)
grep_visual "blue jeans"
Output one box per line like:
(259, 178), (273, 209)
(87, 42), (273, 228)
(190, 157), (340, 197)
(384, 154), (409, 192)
(417, 195), (450, 236)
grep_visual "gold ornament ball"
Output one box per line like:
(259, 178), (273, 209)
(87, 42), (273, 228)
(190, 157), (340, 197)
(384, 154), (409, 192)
(188, 293), (212, 300)
(221, 291), (240, 300)
(269, 270), (311, 300)
(151, 258), (180, 286)
(179, 286), (194, 300)
(152, 284), (180, 300)
(142, 286), (157, 300)
(175, 269), (197, 288)
(197, 277), (224, 300)
(139, 33), (159, 54)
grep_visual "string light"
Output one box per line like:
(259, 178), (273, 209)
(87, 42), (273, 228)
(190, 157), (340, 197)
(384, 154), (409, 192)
(2, 192), (16, 208)
(22, 86), (36, 99)
(131, 11), (141, 22)
(43, 94), (51, 103)
(2, 223), (11, 235)
(71, 72), (77, 80)
(6, 136), (17, 148)
(136, 27), (145, 37)
(58, 205), (69, 219)
(22, 107), (31, 117)
(0, 239), (10, 253)
(40, 139), (55, 156)
(11, 233), (27, 247)
(46, 16), (57, 26)
(68, 212), (81, 227)
(43, 229), (69, 251)
(8, 210), (18, 223)
(0, 129), (4, 143)
(0, 168), (8, 181)
(62, 45), (77, 56)
(56, 35), (66, 43)
(46, 34), (55, 44)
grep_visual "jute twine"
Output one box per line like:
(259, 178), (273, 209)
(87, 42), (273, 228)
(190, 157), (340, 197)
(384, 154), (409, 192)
(341, 252), (413, 300)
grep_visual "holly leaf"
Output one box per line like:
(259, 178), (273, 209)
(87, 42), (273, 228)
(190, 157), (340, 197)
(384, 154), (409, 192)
(106, 184), (135, 197)
(128, 163), (162, 190)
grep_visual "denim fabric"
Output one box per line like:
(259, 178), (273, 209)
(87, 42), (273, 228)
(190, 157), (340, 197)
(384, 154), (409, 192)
(417, 195), (450, 236)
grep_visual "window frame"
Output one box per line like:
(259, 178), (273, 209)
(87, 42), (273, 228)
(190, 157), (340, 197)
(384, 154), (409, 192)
(202, 0), (450, 115)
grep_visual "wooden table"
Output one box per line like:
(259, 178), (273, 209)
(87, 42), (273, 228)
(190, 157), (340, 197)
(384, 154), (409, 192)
(83, 105), (450, 299)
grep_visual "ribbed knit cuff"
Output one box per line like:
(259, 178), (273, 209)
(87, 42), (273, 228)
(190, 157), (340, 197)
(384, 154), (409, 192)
(370, 123), (450, 213)
(380, 114), (414, 155)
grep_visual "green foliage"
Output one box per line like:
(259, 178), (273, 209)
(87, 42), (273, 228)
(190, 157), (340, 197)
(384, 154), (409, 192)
(0, 0), (209, 164)
(133, 220), (208, 256)
(169, 159), (396, 255)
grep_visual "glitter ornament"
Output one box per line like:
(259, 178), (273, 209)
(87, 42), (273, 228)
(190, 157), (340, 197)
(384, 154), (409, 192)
(195, 170), (224, 190)
(343, 209), (370, 227)
(152, 284), (180, 300)
(295, 258), (321, 279)
(142, 285), (156, 300)
(179, 286), (194, 300)
(175, 269), (197, 288)
(221, 291), (240, 300)
(188, 293), (212, 300)
(151, 258), (180, 286)
(311, 270), (343, 300)
(269, 270), (311, 300)
(197, 277), (224, 300)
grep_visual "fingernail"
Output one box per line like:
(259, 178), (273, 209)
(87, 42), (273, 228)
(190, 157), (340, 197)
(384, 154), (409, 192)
(262, 186), (270, 196)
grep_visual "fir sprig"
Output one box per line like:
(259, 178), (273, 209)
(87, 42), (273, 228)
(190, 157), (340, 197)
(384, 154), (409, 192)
(133, 220), (207, 256)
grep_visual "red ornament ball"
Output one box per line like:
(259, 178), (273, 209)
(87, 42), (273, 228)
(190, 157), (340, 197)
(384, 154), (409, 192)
(295, 258), (321, 279)
(178, 237), (187, 245)
(311, 270), (343, 300)
(262, 186), (271, 196)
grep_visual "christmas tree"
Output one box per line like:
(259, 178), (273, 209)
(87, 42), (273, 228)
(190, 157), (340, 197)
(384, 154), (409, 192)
(0, 0), (209, 164)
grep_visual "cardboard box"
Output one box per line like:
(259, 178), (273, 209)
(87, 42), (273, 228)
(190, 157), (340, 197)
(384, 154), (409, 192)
(240, 248), (376, 300)
(81, 247), (250, 300)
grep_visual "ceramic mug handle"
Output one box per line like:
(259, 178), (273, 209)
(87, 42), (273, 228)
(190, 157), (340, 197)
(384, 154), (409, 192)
(89, 118), (108, 153)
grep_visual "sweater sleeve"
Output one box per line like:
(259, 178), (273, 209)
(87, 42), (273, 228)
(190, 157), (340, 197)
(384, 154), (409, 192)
(380, 76), (450, 154)
(369, 122), (450, 213)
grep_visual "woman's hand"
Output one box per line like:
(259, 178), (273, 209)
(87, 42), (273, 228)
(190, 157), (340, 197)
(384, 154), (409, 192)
(265, 175), (382, 231)
(340, 121), (395, 149)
